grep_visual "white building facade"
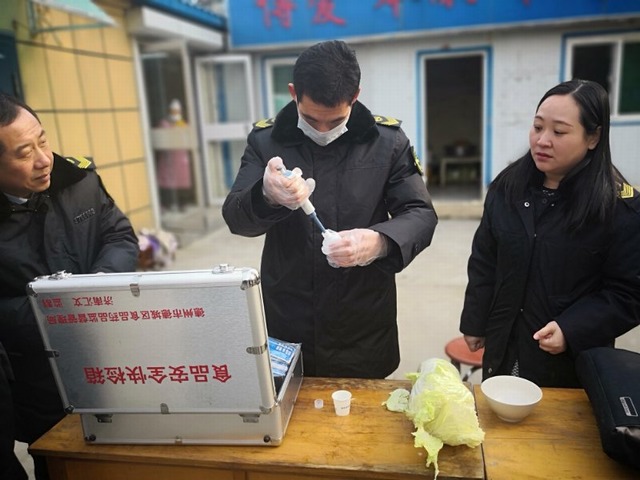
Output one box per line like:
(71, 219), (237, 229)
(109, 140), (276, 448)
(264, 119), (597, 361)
(223, 1), (640, 200)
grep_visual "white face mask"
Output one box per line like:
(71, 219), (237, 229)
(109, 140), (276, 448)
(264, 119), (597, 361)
(297, 112), (349, 146)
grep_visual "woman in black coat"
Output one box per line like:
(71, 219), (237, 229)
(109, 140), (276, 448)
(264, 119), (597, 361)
(460, 79), (640, 387)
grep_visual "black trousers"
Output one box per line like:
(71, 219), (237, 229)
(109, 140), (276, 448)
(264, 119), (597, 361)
(9, 351), (65, 480)
(0, 347), (27, 480)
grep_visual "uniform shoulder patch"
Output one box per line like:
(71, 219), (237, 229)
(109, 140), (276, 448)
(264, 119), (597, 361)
(619, 183), (640, 214)
(619, 183), (635, 199)
(65, 156), (95, 170)
(411, 146), (424, 176)
(373, 115), (402, 127)
(253, 117), (275, 129)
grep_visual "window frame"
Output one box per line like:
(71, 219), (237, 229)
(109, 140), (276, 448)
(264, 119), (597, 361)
(564, 30), (640, 121)
(263, 56), (296, 118)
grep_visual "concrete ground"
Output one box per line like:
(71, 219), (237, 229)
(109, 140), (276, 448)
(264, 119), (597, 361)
(153, 211), (640, 376)
(15, 210), (640, 478)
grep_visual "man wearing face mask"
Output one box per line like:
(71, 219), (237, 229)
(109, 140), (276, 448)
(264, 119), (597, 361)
(222, 40), (437, 379)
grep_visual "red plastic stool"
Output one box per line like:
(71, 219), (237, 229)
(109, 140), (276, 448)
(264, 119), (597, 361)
(445, 336), (484, 382)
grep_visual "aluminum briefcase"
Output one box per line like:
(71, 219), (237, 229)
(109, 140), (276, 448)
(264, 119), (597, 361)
(27, 266), (303, 446)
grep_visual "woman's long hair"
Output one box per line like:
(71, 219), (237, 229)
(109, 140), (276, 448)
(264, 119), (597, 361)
(491, 79), (624, 232)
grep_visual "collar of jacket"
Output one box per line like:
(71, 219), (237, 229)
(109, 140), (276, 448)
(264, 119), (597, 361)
(270, 100), (379, 146)
(0, 152), (87, 221)
(526, 152), (593, 195)
(558, 154), (593, 190)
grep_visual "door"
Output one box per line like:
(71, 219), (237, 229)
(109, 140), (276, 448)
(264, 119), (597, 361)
(423, 53), (485, 199)
(140, 40), (206, 234)
(195, 55), (256, 202)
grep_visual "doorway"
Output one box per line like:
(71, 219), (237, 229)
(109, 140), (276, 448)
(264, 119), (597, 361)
(140, 40), (211, 239)
(424, 53), (484, 200)
(195, 55), (256, 202)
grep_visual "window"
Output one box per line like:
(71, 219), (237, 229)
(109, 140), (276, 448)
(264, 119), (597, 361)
(272, 65), (294, 114)
(567, 33), (640, 117)
(571, 44), (612, 92)
(619, 41), (640, 114)
(0, 33), (23, 98)
(264, 58), (295, 117)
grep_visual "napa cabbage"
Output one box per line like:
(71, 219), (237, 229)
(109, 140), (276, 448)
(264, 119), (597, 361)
(383, 358), (484, 478)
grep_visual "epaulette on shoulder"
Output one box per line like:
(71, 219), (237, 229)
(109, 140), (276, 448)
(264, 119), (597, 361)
(619, 183), (635, 199)
(253, 118), (275, 129)
(65, 156), (95, 170)
(619, 183), (640, 213)
(373, 115), (402, 128)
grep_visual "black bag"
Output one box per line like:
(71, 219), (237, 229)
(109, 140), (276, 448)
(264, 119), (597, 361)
(575, 347), (640, 470)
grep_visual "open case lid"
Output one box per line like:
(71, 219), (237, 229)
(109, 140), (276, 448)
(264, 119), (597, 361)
(27, 267), (276, 416)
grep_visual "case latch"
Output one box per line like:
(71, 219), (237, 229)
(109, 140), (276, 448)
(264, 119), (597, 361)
(213, 263), (234, 274)
(240, 413), (260, 423)
(49, 270), (72, 280)
(129, 277), (141, 297)
(246, 342), (267, 355)
(95, 414), (113, 423)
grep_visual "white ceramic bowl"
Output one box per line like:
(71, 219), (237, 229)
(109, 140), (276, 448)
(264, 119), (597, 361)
(481, 375), (543, 423)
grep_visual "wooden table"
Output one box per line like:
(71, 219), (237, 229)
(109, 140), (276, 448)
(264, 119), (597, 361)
(30, 378), (484, 480)
(439, 156), (480, 186)
(474, 385), (639, 479)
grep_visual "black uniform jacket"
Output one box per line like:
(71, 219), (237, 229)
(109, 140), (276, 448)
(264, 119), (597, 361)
(460, 182), (640, 387)
(223, 101), (437, 378)
(0, 153), (139, 441)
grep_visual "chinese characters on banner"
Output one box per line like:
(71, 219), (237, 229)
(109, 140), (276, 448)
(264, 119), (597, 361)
(256, 0), (295, 28)
(40, 296), (206, 325)
(256, 0), (533, 27)
(39, 296), (234, 386)
(310, 0), (346, 25)
(256, 0), (346, 28)
(375, 0), (401, 18)
(44, 307), (206, 325)
(83, 363), (232, 386)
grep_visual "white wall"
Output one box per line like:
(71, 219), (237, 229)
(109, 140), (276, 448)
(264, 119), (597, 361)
(489, 29), (562, 177)
(352, 40), (420, 144)
(612, 126), (640, 186)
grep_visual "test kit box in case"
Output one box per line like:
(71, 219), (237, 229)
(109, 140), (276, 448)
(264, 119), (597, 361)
(27, 266), (303, 446)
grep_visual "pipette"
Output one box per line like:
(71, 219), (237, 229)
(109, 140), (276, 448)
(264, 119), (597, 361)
(277, 166), (326, 233)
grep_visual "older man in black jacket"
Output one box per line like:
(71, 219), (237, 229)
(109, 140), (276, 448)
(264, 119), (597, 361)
(0, 93), (139, 479)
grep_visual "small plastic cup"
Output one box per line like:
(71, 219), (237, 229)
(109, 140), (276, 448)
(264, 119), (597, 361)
(331, 389), (352, 416)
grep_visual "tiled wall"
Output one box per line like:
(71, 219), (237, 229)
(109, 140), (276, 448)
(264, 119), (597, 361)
(3, 0), (155, 231)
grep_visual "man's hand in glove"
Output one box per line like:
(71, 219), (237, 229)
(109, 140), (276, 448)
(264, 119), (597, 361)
(322, 228), (389, 268)
(262, 156), (315, 210)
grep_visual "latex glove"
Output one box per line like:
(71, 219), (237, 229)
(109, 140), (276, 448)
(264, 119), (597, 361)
(533, 321), (567, 355)
(321, 228), (389, 268)
(321, 230), (341, 268)
(262, 157), (315, 210)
